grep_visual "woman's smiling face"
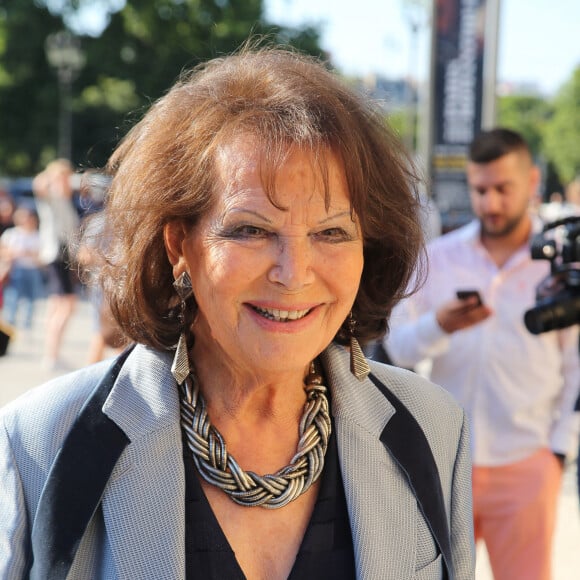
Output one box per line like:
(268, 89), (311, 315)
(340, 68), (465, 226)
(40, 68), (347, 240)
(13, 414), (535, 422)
(169, 138), (364, 377)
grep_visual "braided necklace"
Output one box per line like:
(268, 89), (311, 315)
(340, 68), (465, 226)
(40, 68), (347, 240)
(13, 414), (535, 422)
(178, 361), (331, 509)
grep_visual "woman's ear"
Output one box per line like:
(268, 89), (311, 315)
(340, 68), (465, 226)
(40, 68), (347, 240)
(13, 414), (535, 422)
(164, 221), (189, 273)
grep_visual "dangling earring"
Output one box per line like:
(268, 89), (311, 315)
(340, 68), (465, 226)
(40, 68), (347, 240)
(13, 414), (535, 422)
(349, 312), (370, 381)
(171, 271), (193, 385)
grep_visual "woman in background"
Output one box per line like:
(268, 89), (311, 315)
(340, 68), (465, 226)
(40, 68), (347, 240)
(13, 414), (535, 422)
(32, 158), (80, 371)
(0, 205), (43, 331)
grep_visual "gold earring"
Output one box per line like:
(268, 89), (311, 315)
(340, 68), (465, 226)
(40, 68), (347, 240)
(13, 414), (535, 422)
(349, 313), (370, 381)
(171, 272), (193, 385)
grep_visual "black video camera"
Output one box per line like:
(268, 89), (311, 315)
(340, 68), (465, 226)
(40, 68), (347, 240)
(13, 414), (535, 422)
(524, 216), (580, 334)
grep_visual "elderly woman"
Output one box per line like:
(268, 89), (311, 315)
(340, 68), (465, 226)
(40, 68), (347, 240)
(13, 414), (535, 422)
(0, 47), (474, 579)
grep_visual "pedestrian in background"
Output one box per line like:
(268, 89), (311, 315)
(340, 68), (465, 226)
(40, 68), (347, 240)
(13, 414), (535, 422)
(385, 128), (580, 580)
(33, 158), (80, 371)
(0, 191), (15, 237)
(0, 192), (15, 305)
(0, 205), (43, 332)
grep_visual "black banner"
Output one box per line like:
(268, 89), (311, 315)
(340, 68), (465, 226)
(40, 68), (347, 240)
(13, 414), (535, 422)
(431, 0), (486, 230)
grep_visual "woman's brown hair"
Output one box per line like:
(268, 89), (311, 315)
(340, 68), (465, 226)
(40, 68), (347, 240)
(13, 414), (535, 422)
(100, 44), (425, 350)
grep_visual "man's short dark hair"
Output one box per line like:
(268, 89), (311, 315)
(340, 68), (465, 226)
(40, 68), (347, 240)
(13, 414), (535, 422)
(469, 128), (531, 164)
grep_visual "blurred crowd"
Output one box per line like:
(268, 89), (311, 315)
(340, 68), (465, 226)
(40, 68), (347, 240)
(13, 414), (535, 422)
(0, 160), (125, 366)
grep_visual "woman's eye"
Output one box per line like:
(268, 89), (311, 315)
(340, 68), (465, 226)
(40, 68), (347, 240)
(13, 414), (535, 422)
(229, 225), (271, 239)
(313, 227), (352, 242)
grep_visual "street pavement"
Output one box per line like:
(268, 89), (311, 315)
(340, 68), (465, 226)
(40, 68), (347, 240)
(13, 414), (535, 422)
(1, 297), (580, 578)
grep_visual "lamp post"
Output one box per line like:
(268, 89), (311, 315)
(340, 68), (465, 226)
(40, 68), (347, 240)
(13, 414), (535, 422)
(45, 31), (85, 161)
(402, 0), (427, 155)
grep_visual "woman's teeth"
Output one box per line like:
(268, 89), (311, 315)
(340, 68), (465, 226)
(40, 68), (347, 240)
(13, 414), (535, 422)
(253, 306), (311, 322)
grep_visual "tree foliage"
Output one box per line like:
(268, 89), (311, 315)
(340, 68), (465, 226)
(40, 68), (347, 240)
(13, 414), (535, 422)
(543, 67), (580, 184)
(2, 2), (578, 185)
(0, 1), (64, 174)
(497, 77), (580, 191)
(497, 94), (552, 159)
(0, 0), (324, 175)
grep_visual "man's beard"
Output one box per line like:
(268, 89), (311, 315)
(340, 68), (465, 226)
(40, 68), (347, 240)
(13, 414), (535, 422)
(479, 212), (525, 238)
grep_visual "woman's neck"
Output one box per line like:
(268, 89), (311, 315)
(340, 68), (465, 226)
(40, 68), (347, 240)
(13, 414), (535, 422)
(189, 345), (309, 424)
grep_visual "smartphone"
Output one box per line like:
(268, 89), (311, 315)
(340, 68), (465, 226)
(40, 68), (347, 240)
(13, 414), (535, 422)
(456, 289), (483, 306)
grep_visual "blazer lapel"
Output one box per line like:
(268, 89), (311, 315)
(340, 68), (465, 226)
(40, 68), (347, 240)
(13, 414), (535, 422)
(30, 349), (132, 580)
(334, 408), (418, 579)
(31, 345), (187, 580)
(98, 345), (186, 580)
(369, 373), (452, 579)
(322, 344), (452, 580)
(100, 422), (185, 580)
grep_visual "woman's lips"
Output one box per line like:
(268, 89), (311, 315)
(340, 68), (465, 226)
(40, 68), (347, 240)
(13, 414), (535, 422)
(250, 305), (312, 322)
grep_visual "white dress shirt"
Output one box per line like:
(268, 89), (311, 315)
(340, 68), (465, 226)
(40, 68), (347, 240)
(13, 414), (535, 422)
(385, 219), (580, 466)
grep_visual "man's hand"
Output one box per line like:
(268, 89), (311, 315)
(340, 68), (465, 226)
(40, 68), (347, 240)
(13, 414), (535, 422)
(436, 296), (492, 333)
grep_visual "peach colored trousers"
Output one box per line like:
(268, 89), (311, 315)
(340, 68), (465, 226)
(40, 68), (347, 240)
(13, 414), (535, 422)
(472, 448), (563, 580)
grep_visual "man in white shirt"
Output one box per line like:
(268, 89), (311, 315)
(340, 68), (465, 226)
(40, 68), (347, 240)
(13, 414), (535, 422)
(385, 128), (580, 580)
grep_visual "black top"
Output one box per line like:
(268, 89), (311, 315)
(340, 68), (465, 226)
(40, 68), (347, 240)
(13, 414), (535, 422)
(183, 420), (356, 579)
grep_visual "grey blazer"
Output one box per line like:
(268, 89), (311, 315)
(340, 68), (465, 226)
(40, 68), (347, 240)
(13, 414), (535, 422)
(0, 343), (475, 579)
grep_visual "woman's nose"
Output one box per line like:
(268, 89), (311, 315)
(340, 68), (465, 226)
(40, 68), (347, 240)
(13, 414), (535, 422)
(267, 236), (315, 290)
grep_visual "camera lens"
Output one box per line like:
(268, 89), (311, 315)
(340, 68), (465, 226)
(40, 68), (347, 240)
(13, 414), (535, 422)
(524, 295), (580, 334)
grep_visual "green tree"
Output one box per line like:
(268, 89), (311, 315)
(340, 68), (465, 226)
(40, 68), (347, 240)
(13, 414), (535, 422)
(0, 0), (323, 176)
(496, 94), (552, 159)
(543, 66), (580, 184)
(0, 1), (63, 174)
(496, 92), (565, 198)
(75, 0), (322, 168)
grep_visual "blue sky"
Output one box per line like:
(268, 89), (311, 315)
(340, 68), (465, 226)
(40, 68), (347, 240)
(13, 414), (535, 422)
(265, 0), (580, 95)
